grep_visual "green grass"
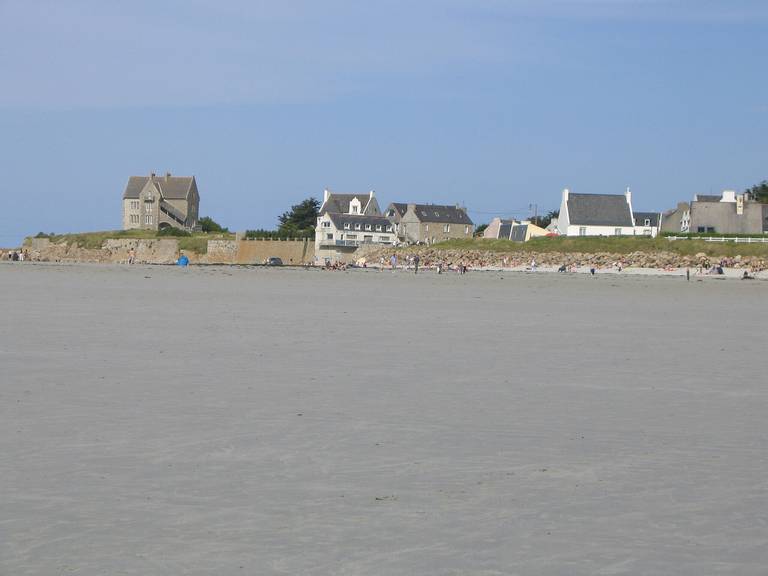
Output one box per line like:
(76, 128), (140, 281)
(430, 236), (768, 258)
(26, 229), (231, 253)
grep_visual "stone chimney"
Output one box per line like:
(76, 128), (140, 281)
(150, 172), (156, 179)
(625, 186), (632, 205)
(165, 172), (171, 182)
(562, 188), (569, 201)
(323, 188), (331, 203)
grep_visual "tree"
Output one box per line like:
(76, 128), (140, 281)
(746, 180), (768, 203)
(530, 209), (559, 229)
(474, 223), (488, 237)
(199, 216), (228, 233)
(278, 197), (320, 235)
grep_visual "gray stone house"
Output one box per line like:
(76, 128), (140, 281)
(687, 191), (768, 234)
(386, 203), (474, 244)
(122, 173), (200, 232)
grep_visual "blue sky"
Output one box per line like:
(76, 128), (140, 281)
(1, 0), (766, 244)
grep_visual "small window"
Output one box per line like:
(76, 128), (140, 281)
(615, 228), (622, 236)
(425, 224), (429, 232)
(443, 224), (450, 233)
(326, 233), (333, 240)
(644, 218), (651, 226)
(365, 224), (372, 231)
(386, 225), (393, 232)
(380, 236), (389, 241)
(145, 214), (153, 225)
(145, 202), (152, 213)
(375, 225), (382, 231)
(465, 226), (470, 235)
(347, 234), (357, 239)
(697, 226), (706, 233)
(343, 223), (350, 230)
(355, 223), (361, 231)
(351, 205), (359, 214)
(579, 227), (587, 236)
(322, 221), (331, 228)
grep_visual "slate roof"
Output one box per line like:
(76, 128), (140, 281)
(634, 212), (660, 227)
(327, 213), (394, 231)
(497, 222), (513, 240)
(322, 193), (372, 214)
(388, 203), (408, 217)
(123, 175), (195, 200)
(411, 204), (473, 225)
(566, 193), (633, 227)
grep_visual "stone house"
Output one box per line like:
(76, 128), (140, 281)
(386, 203), (474, 244)
(122, 173), (200, 232)
(557, 188), (659, 237)
(660, 202), (691, 234)
(686, 191), (768, 234)
(483, 218), (548, 241)
(315, 189), (393, 262)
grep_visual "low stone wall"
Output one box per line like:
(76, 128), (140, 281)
(234, 239), (314, 265)
(22, 237), (316, 265)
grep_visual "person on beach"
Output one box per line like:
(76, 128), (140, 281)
(128, 248), (135, 265)
(413, 255), (420, 275)
(390, 254), (398, 271)
(590, 267), (596, 275)
(686, 268), (690, 281)
(530, 258), (536, 271)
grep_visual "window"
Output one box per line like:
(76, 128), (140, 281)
(145, 202), (152, 213)
(351, 205), (359, 214)
(643, 229), (652, 236)
(465, 226), (470, 235)
(697, 226), (706, 233)
(615, 228), (622, 236)
(365, 224), (372, 231)
(355, 223), (361, 230)
(375, 225), (382, 231)
(386, 225), (393, 232)
(644, 218), (651, 226)
(347, 234), (357, 239)
(326, 233), (333, 240)
(443, 224), (450, 233)
(380, 236), (389, 242)
(343, 223), (350, 230)
(425, 224), (429, 232)
(130, 200), (139, 210)
(579, 227), (587, 236)
(129, 214), (139, 224)
(363, 235), (373, 243)
(145, 214), (153, 225)
(322, 221), (331, 228)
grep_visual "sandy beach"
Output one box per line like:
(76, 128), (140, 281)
(2, 262), (767, 575)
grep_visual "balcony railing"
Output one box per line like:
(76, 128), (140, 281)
(318, 239), (393, 248)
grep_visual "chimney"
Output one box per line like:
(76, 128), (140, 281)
(562, 188), (569, 201)
(625, 186), (632, 205)
(323, 188), (330, 203)
(165, 172), (171, 182)
(150, 172), (156, 179)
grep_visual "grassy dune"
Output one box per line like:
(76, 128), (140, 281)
(434, 236), (768, 257)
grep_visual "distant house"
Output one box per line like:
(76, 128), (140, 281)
(386, 203), (473, 244)
(632, 211), (662, 237)
(686, 190), (768, 234)
(315, 189), (393, 262)
(483, 218), (548, 242)
(660, 202), (691, 234)
(122, 172), (199, 232)
(557, 188), (659, 237)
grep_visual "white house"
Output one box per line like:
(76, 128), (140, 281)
(315, 189), (394, 262)
(557, 188), (659, 237)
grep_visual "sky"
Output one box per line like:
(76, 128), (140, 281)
(1, 0), (767, 244)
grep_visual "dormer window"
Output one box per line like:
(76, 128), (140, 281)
(355, 223), (361, 231)
(351, 206), (359, 214)
(386, 226), (393, 232)
(365, 224), (372, 231)
(375, 225), (382, 231)
(644, 218), (651, 226)
(343, 223), (350, 230)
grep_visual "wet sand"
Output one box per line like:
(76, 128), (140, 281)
(2, 263), (767, 575)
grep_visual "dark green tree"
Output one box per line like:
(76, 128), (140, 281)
(278, 197), (320, 235)
(530, 209), (559, 229)
(474, 223), (489, 237)
(199, 216), (228, 233)
(746, 180), (768, 203)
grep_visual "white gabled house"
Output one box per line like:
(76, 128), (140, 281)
(557, 188), (660, 237)
(315, 189), (394, 263)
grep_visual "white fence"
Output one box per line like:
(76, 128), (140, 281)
(666, 236), (768, 243)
